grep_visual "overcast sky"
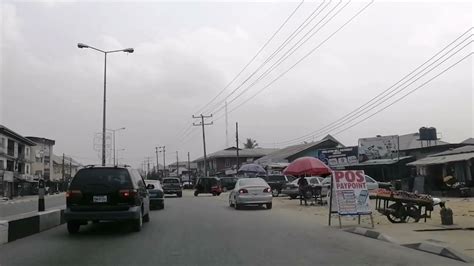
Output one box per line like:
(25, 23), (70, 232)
(1, 0), (472, 168)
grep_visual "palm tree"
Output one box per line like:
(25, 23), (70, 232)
(243, 138), (258, 149)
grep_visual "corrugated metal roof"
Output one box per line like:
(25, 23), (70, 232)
(461, 138), (474, 145)
(255, 135), (343, 164)
(352, 156), (413, 166)
(431, 145), (474, 156)
(193, 148), (278, 162)
(407, 152), (474, 166)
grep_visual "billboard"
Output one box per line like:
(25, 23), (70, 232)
(318, 147), (358, 168)
(358, 135), (399, 162)
(332, 170), (371, 215)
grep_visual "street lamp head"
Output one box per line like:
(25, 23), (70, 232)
(77, 43), (89, 49)
(120, 127), (126, 130)
(123, 48), (134, 53)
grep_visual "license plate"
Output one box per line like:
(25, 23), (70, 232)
(149, 193), (157, 197)
(93, 195), (107, 203)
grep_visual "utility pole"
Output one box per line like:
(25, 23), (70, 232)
(62, 153), (65, 181)
(69, 157), (72, 178)
(155, 147), (160, 176)
(145, 157), (151, 178)
(236, 122), (240, 170)
(225, 101), (228, 147)
(176, 151), (179, 181)
(187, 152), (191, 184)
(159, 146), (166, 176)
(193, 114), (213, 177)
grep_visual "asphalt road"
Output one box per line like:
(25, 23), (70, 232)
(0, 191), (462, 266)
(0, 194), (66, 219)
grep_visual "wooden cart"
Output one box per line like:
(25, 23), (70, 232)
(374, 194), (434, 223)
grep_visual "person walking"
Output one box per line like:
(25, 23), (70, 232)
(298, 177), (309, 206)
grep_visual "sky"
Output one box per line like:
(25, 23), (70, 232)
(1, 0), (472, 168)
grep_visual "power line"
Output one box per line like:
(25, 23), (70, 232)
(214, 0), (347, 114)
(331, 52), (473, 136)
(266, 45), (473, 146)
(196, 0), (305, 115)
(205, 0), (337, 116)
(262, 29), (473, 145)
(213, 0), (374, 122)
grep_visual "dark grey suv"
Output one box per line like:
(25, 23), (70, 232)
(64, 165), (150, 234)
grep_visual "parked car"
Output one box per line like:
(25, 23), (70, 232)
(145, 179), (164, 210)
(281, 176), (324, 199)
(264, 175), (295, 197)
(220, 177), (238, 191)
(182, 181), (194, 189)
(194, 177), (222, 196)
(64, 165), (150, 234)
(320, 175), (392, 198)
(228, 177), (272, 210)
(162, 177), (183, 197)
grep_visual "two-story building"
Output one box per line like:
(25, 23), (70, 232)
(26, 136), (55, 181)
(0, 125), (37, 198)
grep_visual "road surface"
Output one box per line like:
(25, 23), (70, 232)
(0, 191), (462, 266)
(0, 193), (65, 219)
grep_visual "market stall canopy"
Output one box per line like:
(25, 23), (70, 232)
(283, 157), (331, 176)
(238, 164), (266, 175)
(407, 152), (474, 166)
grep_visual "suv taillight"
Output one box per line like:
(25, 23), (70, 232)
(263, 187), (271, 193)
(119, 189), (137, 198)
(66, 190), (82, 198)
(239, 189), (248, 194)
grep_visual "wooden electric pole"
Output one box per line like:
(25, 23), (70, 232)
(193, 114), (213, 177)
(236, 122), (240, 170)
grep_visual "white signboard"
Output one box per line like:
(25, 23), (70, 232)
(358, 135), (399, 162)
(332, 170), (371, 215)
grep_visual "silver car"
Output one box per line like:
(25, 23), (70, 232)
(229, 178), (273, 210)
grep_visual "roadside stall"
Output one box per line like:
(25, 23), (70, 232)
(374, 189), (436, 223)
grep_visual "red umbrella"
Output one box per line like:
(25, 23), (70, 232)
(283, 157), (331, 177)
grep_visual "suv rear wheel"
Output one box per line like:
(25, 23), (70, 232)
(132, 209), (143, 232)
(67, 222), (80, 234)
(177, 192), (182, 197)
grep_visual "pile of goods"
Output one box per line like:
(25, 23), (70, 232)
(375, 188), (432, 202)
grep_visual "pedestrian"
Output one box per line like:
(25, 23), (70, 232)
(298, 177), (309, 206)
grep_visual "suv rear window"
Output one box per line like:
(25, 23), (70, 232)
(163, 179), (179, 184)
(268, 175), (285, 182)
(70, 168), (132, 189)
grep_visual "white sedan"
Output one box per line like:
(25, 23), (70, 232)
(229, 178), (273, 210)
(321, 175), (387, 197)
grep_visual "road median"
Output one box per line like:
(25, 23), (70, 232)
(0, 208), (65, 245)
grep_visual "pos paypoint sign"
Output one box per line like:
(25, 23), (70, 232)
(332, 170), (371, 215)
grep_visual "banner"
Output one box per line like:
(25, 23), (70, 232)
(358, 135), (399, 162)
(319, 147), (358, 168)
(332, 170), (371, 215)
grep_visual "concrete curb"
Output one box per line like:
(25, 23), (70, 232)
(344, 227), (396, 243)
(0, 209), (65, 245)
(344, 227), (473, 263)
(403, 242), (473, 263)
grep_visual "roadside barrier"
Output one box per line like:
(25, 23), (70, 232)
(0, 209), (64, 244)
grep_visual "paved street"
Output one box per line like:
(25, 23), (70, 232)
(0, 194), (66, 219)
(0, 191), (463, 266)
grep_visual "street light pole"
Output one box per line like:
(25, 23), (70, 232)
(77, 43), (134, 166)
(102, 53), (107, 166)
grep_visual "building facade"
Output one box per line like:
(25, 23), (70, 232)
(0, 125), (37, 198)
(26, 137), (55, 181)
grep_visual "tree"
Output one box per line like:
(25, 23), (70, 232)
(243, 138), (258, 149)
